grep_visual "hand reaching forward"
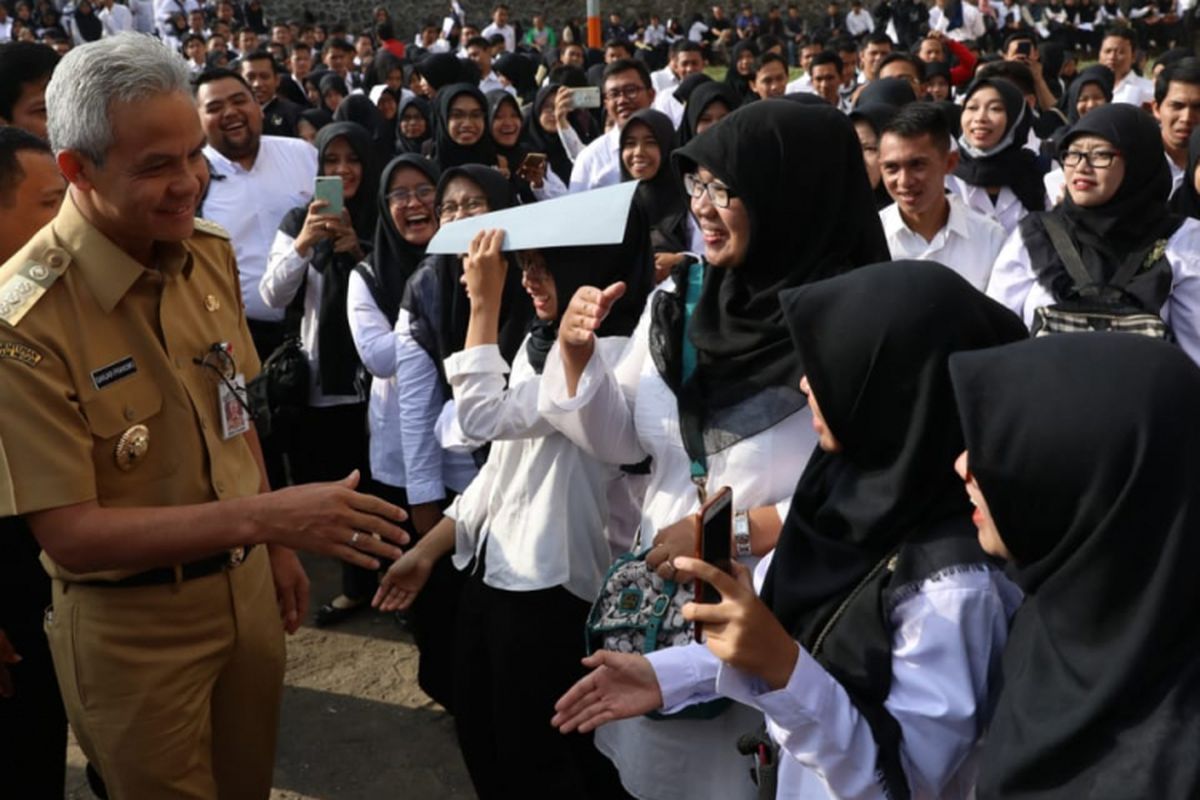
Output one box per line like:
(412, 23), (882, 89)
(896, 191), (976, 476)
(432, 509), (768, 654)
(552, 651), (663, 734)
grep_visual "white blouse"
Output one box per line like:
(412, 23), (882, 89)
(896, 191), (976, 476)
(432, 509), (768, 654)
(538, 281), (819, 800)
(346, 271), (405, 487)
(648, 552), (1023, 800)
(985, 218), (1200, 366)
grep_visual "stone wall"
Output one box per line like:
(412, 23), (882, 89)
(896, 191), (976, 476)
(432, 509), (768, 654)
(264, 0), (829, 37)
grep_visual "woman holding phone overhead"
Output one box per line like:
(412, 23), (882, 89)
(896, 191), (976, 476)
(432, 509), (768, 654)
(553, 261), (1028, 800)
(260, 121), (379, 625)
(538, 100), (890, 800)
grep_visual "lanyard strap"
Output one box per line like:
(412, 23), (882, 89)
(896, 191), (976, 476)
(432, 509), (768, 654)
(681, 261), (707, 502)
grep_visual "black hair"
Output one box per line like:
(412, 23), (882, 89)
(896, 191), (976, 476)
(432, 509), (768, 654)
(672, 39), (703, 56)
(756, 33), (784, 52)
(323, 38), (354, 54)
(0, 125), (52, 206)
(812, 50), (843, 72)
(191, 67), (252, 95)
(376, 21), (395, 40)
(878, 51), (923, 77)
(604, 38), (633, 53)
(1155, 58), (1200, 105)
(240, 50), (279, 70)
(880, 101), (952, 152)
(0, 42), (59, 125)
(1100, 26), (1137, 49)
(757, 52), (788, 73)
(182, 32), (206, 48)
(863, 32), (893, 49)
(466, 35), (491, 49)
(1003, 31), (1037, 53)
(602, 57), (651, 89)
(834, 37), (858, 56)
(976, 60), (1036, 96)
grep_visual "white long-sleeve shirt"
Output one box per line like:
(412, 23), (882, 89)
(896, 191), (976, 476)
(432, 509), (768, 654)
(568, 126), (623, 193)
(347, 270), (406, 487)
(846, 8), (876, 35)
(648, 551), (1023, 800)
(260, 230), (364, 408)
(538, 279), (819, 800)
(987, 218), (1200, 365)
(945, 175), (1046, 235)
(394, 307), (479, 505)
(444, 338), (633, 601)
(880, 195), (1008, 290)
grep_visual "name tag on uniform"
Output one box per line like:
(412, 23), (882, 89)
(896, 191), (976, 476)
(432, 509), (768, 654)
(219, 373), (250, 440)
(91, 356), (137, 390)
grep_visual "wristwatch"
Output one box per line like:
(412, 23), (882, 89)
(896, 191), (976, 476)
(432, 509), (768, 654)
(733, 509), (752, 557)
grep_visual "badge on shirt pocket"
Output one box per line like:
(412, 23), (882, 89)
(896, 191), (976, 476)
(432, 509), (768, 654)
(218, 373), (250, 440)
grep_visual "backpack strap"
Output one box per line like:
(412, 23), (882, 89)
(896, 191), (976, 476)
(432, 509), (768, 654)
(1040, 213), (1097, 296)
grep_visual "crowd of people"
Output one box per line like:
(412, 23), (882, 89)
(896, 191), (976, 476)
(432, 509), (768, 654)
(1, 0), (1200, 797)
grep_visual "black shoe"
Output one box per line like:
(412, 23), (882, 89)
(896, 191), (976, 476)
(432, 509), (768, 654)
(313, 596), (367, 627)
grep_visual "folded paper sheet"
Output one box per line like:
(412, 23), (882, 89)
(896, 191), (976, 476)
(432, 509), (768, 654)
(425, 181), (640, 254)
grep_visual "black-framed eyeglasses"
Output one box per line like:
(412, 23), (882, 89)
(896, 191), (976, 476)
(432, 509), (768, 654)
(448, 109), (486, 122)
(683, 173), (737, 209)
(1062, 149), (1121, 169)
(387, 185), (436, 206)
(435, 196), (489, 219)
(603, 85), (646, 102)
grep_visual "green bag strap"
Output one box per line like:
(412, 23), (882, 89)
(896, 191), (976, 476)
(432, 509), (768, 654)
(680, 261), (708, 498)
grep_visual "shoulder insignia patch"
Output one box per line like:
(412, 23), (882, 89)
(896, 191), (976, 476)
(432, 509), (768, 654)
(0, 248), (71, 327)
(193, 217), (231, 240)
(0, 342), (42, 366)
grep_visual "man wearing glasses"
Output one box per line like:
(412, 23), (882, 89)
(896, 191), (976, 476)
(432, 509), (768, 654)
(568, 58), (656, 193)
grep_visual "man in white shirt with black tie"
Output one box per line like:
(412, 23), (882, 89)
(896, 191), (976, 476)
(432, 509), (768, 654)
(879, 103), (1007, 290)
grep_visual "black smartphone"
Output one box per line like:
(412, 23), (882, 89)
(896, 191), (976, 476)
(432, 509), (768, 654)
(693, 486), (733, 642)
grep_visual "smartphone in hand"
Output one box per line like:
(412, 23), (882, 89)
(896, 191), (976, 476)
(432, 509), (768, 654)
(693, 486), (733, 642)
(313, 175), (344, 218)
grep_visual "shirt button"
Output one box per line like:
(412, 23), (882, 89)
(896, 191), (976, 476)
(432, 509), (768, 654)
(123, 406), (135, 421)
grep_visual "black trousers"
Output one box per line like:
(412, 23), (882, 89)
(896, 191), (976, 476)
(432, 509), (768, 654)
(0, 518), (67, 797)
(452, 570), (629, 800)
(290, 402), (375, 600)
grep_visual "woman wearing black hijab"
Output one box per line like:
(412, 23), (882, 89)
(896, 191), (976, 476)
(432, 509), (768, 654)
(849, 102), (901, 210)
(676, 80), (740, 146)
(391, 165), (532, 711)
(493, 51), (539, 104)
(334, 94), (398, 166)
(949, 333), (1200, 799)
(395, 94), (432, 155)
(430, 83), (498, 171)
(542, 100), (890, 800)
(69, 0), (102, 43)
(619, 108), (693, 282)
(1169, 127), (1200, 220)
(486, 89), (566, 202)
(261, 122), (380, 624)
(416, 52), (469, 97)
(522, 83), (575, 185)
(554, 261), (1027, 799)
(948, 77), (1048, 234)
(1061, 64), (1113, 124)
(987, 104), (1200, 364)
(724, 40), (759, 103)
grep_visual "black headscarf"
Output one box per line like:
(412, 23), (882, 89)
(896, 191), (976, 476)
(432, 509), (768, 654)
(318, 72), (350, 114)
(672, 72), (713, 104)
(855, 77), (917, 109)
(953, 77), (1046, 214)
(762, 261), (1026, 798)
(493, 52), (539, 103)
(723, 40), (758, 101)
(395, 94), (433, 155)
(523, 83), (574, 184)
(620, 109), (689, 255)
(73, 0), (102, 42)
(300, 105), (333, 136)
(849, 102), (901, 209)
(677, 81), (740, 147)
(333, 94), (397, 166)
(1022, 103), (1185, 309)
(485, 89), (528, 170)
(399, 165), (532, 389)
(355, 155), (441, 325)
(662, 100), (890, 457)
(1062, 64), (1113, 124)
(431, 83), (498, 170)
(416, 52), (468, 94)
(1169, 126), (1200, 220)
(278, 122), (380, 395)
(950, 334), (1200, 799)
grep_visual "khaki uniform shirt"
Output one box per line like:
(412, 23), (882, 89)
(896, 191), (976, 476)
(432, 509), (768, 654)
(0, 196), (262, 582)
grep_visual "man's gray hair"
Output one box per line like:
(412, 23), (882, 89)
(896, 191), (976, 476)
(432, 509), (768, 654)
(45, 33), (191, 164)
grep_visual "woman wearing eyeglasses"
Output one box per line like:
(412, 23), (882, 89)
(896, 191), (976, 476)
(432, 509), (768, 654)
(388, 164), (533, 711)
(538, 100), (890, 800)
(429, 83), (499, 172)
(986, 104), (1200, 364)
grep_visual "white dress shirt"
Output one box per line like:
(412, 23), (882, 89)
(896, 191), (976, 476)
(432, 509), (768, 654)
(846, 8), (876, 35)
(881, 194), (1008, 289)
(1111, 72), (1155, 107)
(986, 218), (1200, 366)
(394, 307), (479, 505)
(480, 21), (515, 52)
(98, 3), (134, 34)
(203, 136), (318, 322)
(478, 70), (516, 96)
(568, 125), (623, 193)
(650, 65), (679, 94)
(786, 73), (814, 95)
(652, 88), (686, 127)
(129, 0), (155, 32)
(648, 551), (1023, 800)
(260, 230), (364, 408)
(945, 175), (1043, 234)
(0, 18), (12, 41)
(347, 271), (406, 487)
(444, 338), (632, 601)
(538, 278), (819, 800)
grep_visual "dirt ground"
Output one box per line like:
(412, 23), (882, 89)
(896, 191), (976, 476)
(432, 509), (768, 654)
(64, 553), (475, 800)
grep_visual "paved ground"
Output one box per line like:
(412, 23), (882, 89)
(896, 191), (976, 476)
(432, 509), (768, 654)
(65, 553), (475, 800)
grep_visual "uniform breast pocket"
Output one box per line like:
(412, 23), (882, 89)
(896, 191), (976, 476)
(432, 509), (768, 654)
(80, 379), (180, 487)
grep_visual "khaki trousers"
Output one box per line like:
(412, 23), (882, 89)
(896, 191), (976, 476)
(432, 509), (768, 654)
(45, 546), (285, 800)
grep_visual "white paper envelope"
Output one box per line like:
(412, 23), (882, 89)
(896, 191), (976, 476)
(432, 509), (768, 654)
(424, 181), (639, 254)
